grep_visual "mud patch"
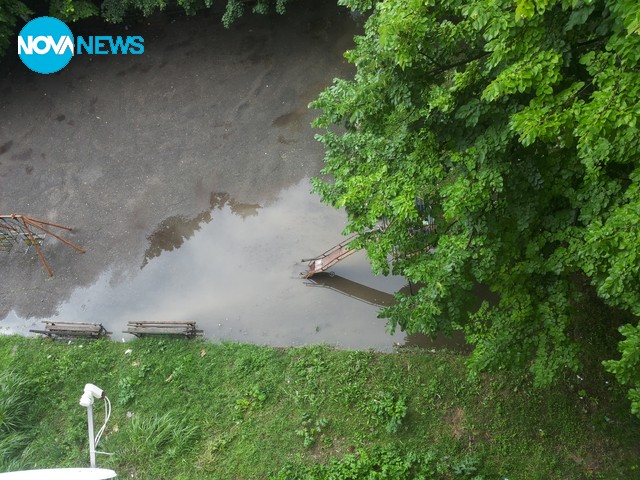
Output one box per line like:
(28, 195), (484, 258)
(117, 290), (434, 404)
(277, 135), (298, 145)
(248, 52), (273, 65)
(0, 141), (13, 156)
(116, 64), (152, 76)
(447, 407), (466, 439)
(272, 109), (306, 128)
(11, 148), (32, 161)
(164, 38), (191, 52)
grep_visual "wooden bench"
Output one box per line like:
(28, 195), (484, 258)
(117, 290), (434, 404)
(124, 321), (202, 339)
(30, 321), (109, 340)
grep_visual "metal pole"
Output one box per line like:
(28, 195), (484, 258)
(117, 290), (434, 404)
(21, 218), (54, 276)
(87, 403), (96, 468)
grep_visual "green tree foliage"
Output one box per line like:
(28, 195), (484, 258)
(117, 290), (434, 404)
(312, 0), (640, 411)
(603, 323), (640, 416)
(50, 0), (99, 22)
(0, 0), (293, 56)
(0, 0), (31, 54)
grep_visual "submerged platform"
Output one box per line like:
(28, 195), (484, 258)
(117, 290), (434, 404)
(302, 235), (359, 278)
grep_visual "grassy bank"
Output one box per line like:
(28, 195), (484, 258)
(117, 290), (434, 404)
(0, 336), (638, 479)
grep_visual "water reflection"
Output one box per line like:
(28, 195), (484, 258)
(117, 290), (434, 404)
(6, 180), (411, 351)
(304, 273), (397, 307)
(2, 178), (472, 353)
(142, 192), (261, 268)
(0, 1), (360, 322)
(0, 1), (469, 352)
(305, 273), (470, 352)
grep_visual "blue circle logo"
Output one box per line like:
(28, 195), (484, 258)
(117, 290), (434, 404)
(18, 17), (74, 74)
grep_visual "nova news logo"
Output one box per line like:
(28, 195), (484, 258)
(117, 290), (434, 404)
(18, 16), (144, 74)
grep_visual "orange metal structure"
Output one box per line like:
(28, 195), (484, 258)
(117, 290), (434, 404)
(301, 234), (359, 278)
(0, 214), (85, 276)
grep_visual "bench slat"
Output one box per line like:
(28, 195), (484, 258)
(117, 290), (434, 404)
(124, 321), (201, 339)
(126, 321), (196, 326)
(47, 326), (101, 332)
(43, 321), (101, 326)
(126, 326), (192, 332)
(31, 322), (109, 340)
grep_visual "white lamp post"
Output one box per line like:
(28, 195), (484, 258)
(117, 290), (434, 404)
(79, 384), (109, 469)
(0, 382), (117, 479)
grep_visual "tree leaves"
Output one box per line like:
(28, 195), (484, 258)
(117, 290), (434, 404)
(603, 323), (640, 415)
(0, 0), (294, 50)
(313, 0), (640, 415)
(0, 0), (31, 56)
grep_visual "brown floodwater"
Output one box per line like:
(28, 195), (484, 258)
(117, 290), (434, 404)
(2, 180), (413, 350)
(0, 2), (467, 352)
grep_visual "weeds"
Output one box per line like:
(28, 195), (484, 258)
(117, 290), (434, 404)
(0, 337), (637, 478)
(295, 413), (328, 448)
(272, 447), (483, 479)
(0, 371), (31, 433)
(235, 385), (267, 416)
(370, 391), (408, 433)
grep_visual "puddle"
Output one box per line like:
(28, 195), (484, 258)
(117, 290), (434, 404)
(2, 175), (468, 352)
(0, 2), (467, 353)
(5, 180), (412, 350)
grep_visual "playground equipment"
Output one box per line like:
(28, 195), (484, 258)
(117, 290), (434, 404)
(0, 214), (85, 276)
(301, 234), (359, 278)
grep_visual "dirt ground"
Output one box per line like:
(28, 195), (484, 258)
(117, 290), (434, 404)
(0, 3), (425, 350)
(0, 2), (359, 314)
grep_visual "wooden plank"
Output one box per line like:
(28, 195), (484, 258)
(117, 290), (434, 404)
(125, 329), (197, 338)
(126, 328), (195, 334)
(43, 321), (102, 326)
(46, 326), (100, 331)
(47, 329), (101, 336)
(31, 321), (109, 339)
(48, 331), (102, 338)
(126, 321), (196, 326)
(124, 321), (201, 338)
(47, 325), (101, 331)
(29, 329), (51, 335)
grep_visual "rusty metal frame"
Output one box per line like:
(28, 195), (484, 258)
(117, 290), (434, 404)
(0, 214), (85, 276)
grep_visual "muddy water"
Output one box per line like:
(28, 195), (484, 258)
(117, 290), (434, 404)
(0, 2), (462, 351)
(2, 180), (410, 350)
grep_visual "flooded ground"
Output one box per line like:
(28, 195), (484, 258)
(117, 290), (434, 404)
(0, 2), (464, 351)
(3, 180), (413, 349)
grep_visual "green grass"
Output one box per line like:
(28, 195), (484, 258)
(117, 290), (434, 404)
(0, 336), (638, 479)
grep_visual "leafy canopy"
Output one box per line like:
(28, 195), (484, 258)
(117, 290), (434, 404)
(0, 0), (293, 56)
(312, 0), (640, 410)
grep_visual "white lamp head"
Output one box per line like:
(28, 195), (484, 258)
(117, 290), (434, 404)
(79, 384), (105, 407)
